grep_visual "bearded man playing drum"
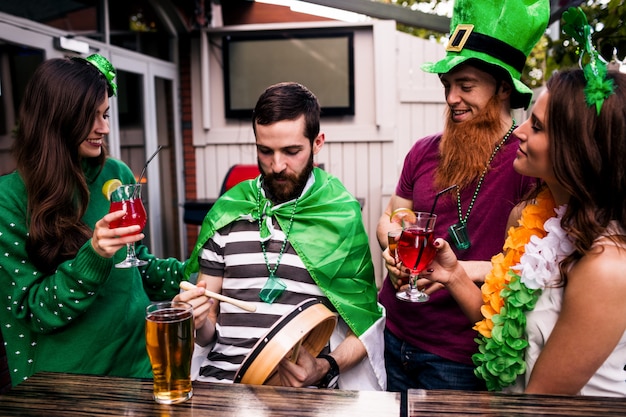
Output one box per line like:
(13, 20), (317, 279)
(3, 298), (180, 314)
(180, 82), (385, 391)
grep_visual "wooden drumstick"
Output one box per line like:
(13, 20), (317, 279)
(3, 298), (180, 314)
(290, 339), (303, 363)
(179, 281), (257, 312)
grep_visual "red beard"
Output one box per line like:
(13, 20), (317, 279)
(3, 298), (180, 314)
(435, 95), (509, 190)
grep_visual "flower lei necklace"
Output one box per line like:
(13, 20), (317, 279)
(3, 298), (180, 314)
(472, 188), (573, 391)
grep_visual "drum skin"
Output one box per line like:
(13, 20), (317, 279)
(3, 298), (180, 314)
(234, 298), (338, 385)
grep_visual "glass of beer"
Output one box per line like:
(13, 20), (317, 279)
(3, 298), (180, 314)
(145, 301), (194, 404)
(387, 230), (401, 262)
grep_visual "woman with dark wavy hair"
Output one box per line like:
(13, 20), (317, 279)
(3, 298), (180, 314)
(0, 55), (194, 386)
(423, 66), (626, 397)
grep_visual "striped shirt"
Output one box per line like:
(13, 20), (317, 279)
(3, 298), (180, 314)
(197, 216), (331, 383)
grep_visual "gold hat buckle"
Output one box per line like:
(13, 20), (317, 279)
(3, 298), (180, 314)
(447, 24), (474, 52)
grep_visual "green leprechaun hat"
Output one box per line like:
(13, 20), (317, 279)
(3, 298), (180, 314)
(422, 0), (550, 109)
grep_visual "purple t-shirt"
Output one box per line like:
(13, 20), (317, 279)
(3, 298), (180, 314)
(379, 132), (535, 365)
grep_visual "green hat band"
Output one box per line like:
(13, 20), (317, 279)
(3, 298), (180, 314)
(448, 25), (526, 74)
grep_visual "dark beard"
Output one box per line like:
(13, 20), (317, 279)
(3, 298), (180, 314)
(435, 95), (507, 190)
(261, 152), (314, 204)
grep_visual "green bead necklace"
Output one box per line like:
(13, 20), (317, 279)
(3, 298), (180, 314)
(257, 186), (299, 303)
(448, 120), (516, 250)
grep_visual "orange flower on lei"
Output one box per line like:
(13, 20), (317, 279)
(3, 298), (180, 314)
(472, 188), (556, 390)
(474, 189), (556, 337)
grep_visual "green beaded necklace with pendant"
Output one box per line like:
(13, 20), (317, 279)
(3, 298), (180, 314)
(448, 120), (516, 250)
(257, 186), (299, 304)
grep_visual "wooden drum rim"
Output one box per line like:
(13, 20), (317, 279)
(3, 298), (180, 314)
(234, 298), (338, 385)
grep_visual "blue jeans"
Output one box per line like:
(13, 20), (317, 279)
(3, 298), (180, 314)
(385, 329), (485, 417)
(384, 328), (485, 391)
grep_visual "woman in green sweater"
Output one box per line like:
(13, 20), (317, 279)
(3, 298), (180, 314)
(0, 54), (189, 386)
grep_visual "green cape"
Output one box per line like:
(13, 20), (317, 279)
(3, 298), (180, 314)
(185, 168), (382, 337)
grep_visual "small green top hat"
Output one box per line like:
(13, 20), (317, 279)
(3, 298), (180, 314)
(72, 54), (117, 97)
(85, 54), (117, 96)
(422, 0), (550, 109)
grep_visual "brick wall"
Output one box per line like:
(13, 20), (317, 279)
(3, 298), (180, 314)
(180, 37), (199, 256)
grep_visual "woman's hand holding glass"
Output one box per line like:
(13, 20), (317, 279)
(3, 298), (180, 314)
(419, 238), (484, 322)
(385, 237), (455, 296)
(91, 209), (144, 258)
(419, 238), (462, 286)
(410, 239), (490, 290)
(108, 184), (147, 268)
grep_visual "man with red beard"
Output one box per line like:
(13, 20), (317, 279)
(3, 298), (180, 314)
(183, 82), (386, 391)
(376, 0), (550, 397)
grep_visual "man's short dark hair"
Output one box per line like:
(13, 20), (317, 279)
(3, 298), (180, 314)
(252, 82), (321, 144)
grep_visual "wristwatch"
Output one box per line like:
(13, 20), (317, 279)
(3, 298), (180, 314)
(317, 354), (340, 388)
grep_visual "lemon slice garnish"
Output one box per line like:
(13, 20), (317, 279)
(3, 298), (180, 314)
(102, 179), (122, 201)
(389, 208), (417, 226)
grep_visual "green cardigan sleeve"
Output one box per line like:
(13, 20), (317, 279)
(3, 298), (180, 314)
(0, 172), (114, 332)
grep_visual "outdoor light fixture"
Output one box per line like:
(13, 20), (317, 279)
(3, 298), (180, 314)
(54, 36), (90, 54)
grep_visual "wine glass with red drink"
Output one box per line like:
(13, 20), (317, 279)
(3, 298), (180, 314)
(395, 211), (437, 302)
(109, 183), (148, 268)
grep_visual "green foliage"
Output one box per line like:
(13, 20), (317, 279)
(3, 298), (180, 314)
(391, 0), (450, 41)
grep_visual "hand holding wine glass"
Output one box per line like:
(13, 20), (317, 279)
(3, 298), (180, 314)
(104, 147), (162, 268)
(395, 211), (437, 302)
(109, 183), (148, 268)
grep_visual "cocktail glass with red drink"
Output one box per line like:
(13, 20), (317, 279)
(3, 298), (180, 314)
(109, 183), (148, 268)
(395, 211), (437, 302)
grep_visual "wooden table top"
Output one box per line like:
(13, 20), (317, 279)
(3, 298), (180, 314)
(4, 372), (624, 416)
(408, 388), (626, 416)
(0, 372), (400, 416)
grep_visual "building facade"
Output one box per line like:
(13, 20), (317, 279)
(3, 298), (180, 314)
(0, 0), (449, 285)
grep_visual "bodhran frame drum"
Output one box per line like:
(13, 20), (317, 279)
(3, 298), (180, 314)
(234, 298), (338, 386)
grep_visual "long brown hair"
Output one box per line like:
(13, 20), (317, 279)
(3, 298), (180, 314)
(546, 69), (626, 279)
(13, 57), (109, 274)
